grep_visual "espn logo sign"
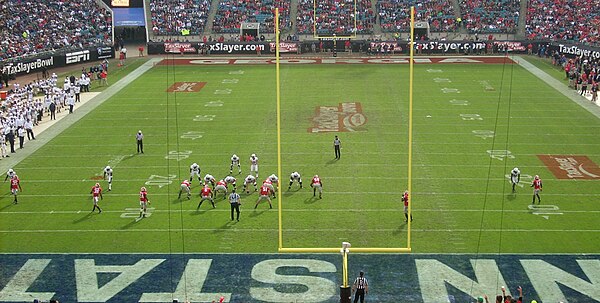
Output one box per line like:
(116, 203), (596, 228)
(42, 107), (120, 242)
(66, 50), (90, 64)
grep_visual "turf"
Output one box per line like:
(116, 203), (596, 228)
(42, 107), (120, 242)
(1, 58), (599, 254)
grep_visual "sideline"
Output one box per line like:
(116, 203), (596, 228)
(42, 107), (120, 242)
(515, 56), (600, 119)
(0, 58), (163, 172)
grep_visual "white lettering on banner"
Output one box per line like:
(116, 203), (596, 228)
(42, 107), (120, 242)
(522, 259), (600, 302)
(416, 259), (509, 303)
(189, 59), (230, 65)
(250, 259), (337, 302)
(0, 259), (55, 301)
(75, 259), (165, 302)
(66, 50), (91, 64)
(140, 259), (231, 302)
(2, 57), (55, 75)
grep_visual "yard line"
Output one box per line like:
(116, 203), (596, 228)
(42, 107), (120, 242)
(0, 228), (598, 233)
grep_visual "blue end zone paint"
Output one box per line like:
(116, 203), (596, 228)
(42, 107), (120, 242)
(0, 254), (599, 302)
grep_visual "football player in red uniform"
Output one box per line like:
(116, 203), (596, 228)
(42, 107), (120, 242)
(10, 174), (22, 204)
(198, 184), (215, 209)
(90, 183), (103, 213)
(215, 179), (228, 200)
(178, 179), (191, 200)
(139, 187), (150, 218)
(402, 190), (412, 222)
(531, 175), (542, 204)
(310, 175), (322, 199)
(254, 185), (272, 209)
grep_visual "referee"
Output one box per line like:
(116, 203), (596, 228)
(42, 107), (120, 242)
(229, 189), (241, 221)
(352, 271), (368, 303)
(136, 130), (144, 153)
(333, 135), (341, 159)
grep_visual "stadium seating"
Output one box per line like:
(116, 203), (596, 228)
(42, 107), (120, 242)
(525, 0), (600, 45)
(0, 0), (112, 60)
(149, 0), (211, 36)
(212, 0), (291, 34)
(377, 0), (457, 32)
(296, 0), (375, 35)
(458, 0), (520, 33)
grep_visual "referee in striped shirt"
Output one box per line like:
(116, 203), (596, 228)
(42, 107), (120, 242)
(352, 271), (368, 303)
(229, 189), (241, 221)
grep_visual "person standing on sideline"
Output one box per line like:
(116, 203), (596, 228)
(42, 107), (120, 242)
(136, 130), (144, 153)
(352, 271), (368, 303)
(5, 127), (15, 153)
(510, 167), (520, 193)
(49, 101), (56, 120)
(531, 175), (542, 204)
(67, 93), (75, 113)
(17, 127), (25, 149)
(333, 135), (341, 159)
(229, 189), (241, 221)
(24, 119), (35, 140)
(403, 190), (412, 222)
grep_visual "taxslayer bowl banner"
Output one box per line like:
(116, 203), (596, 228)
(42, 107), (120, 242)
(493, 41), (527, 52)
(164, 42), (197, 53)
(537, 155), (600, 179)
(269, 42), (299, 53)
(549, 42), (600, 59)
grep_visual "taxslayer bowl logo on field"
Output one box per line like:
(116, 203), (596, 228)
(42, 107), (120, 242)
(166, 82), (206, 92)
(308, 102), (367, 133)
(537, 155), (600, 179)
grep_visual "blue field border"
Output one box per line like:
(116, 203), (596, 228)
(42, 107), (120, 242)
(0, 253), (599, 302)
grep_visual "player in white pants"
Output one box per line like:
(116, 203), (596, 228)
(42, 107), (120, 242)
(288, 172), (302, 189)
(103, 165), (113, 191)
(189, 163), (201, 185)
(230, 154), (241, 175)
(243, 175), (257, 193)
(249, 154), (259, 178)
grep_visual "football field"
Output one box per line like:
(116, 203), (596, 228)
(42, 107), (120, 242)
(0, 55), (599, 302)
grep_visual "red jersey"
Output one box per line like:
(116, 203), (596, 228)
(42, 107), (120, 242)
(139, 191), (148, 202)
(311, 176), (321, 185)
(402, 192), (409, 207)
(10, 178), (19, 190)
(201, 187), (212, 197)
(182, 180), (190, 187)
(260, 186), (270, 196)
(532, 179), (542, 190)
(217, 180), (227, 187)
(91, 186), (102, 197)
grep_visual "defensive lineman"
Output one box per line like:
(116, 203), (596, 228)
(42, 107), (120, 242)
(178, 179), (191, 200)
(230, 154), (241, 175)
(249, 154), (259, 178)
(215, 179), (228, 200)
(189, 163), (201, 185)
(254, 184), (273, 209)
(103, 165), (113, 191)
(288, 172), (303, 189)
(198, 184), (215, 209)
(243, 174), (258, 193)
(310, 175), (323, 199)
(510, 167), (520, 193)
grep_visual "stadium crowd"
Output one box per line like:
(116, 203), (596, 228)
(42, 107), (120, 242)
(212, 0), (291, 34)
(296, 0), (375, 35)
(459, 0), (520, 33)
(377, 0), (457, 32)
(525, 0), (600, 45)
(0, 0), (112, 60)
(149, 0), (212, 36)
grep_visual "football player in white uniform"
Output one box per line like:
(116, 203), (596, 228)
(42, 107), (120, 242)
(4, 169), (16, 182)
(243, 174), (257, 193)
(189, 163), (201, 185)
(103, 166), (113, 191)
(230, 154), (241, 175)
(224, 175), (237, 190)
(249, 154), (259, 178)
(203, 174), (216, 187)
(510, 167), (521, 193)
(178, 180), (191, 200)
(268, 174), (279, 195)
(288, 172), (303, 189)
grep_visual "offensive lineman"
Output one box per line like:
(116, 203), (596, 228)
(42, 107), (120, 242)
(178, 179), (191, 200)
(189, 163), (202, 185)
(204, 174), (216, 188)
(243, 174), (258, 193)
(310, 175), (323, 199)
(139, 186), (150, 218)
(197, 184), (215, 209)
(230, 154), (241, 175)
(224, 175), (237, 190)
(103, 165), (113, 191)
(90, 183), (103, 213)
(268, 174), (279, 193)
(288, 171), (303, 189)
(510, 167), (521, 193)
(249, 154), (259, 178)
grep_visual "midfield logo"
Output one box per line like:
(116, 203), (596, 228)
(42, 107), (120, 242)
(537, 155), (600, 179)
(308, 102), (367, 133)
(166, 82), (206, 92)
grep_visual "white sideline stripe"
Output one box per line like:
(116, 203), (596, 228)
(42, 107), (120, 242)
(1, 208), (598, 215)
(35, 142), (600, 147)
(21, 176), (552, 182)
(1, 228), (598, 233)
(14, 164), (571, 169)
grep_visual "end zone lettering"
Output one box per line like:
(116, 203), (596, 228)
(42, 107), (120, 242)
(309, 102), (367, 133)
(537, 155), (600, 179)
(166, 82), (206, 92)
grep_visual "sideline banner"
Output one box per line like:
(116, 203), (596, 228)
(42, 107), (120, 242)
(148, 42), (301, 55)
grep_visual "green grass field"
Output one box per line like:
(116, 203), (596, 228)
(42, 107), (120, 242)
(1, 57), (599, 255)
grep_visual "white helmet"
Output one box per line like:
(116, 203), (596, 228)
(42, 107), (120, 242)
(251, 154), (256, 157)
(192, 162), (198, 167)
(534, 175), (539, 180)
(8, 169), (14, 173)
(105, 165), (111, 170)
(95, 183), (100, 187)
(141, 186), (147, 191)
(232, 154), (238, 158)
(315, 174), (319, 178)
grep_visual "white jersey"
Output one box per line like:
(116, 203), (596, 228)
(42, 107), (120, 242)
(250, 155), (258, 165)
(244, 175), (256, 184)
(190, 163), (200, 173)
(290, 172), (301, 180)
(231, 154), (240, 164)
(225, 176), (237, 184)
(269, 174), (279, 183)
(204, 174), (215, 183)
(511, 168), (520, 183)
(104, 166), (113, 181)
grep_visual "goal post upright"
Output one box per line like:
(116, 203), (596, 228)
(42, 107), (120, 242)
(275, 7), (283, 251)
(407, 5), (415, 250)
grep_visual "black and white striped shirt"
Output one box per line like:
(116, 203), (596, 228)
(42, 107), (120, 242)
(354, 276), (368, 290)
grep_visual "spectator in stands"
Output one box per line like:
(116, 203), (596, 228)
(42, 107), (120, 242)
(150, 0), (211, 36)
(378, 0), (457, 33)
(297, 0), (374, 35)
(459, 0), (519, 33)
(212, 0), (291, 34)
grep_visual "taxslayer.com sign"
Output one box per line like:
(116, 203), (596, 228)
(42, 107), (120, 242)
(164, 43), (196, 53)
(537, 155), (600, 179)
(166, 82), (206, 92)
(308, 102), (366, 133)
